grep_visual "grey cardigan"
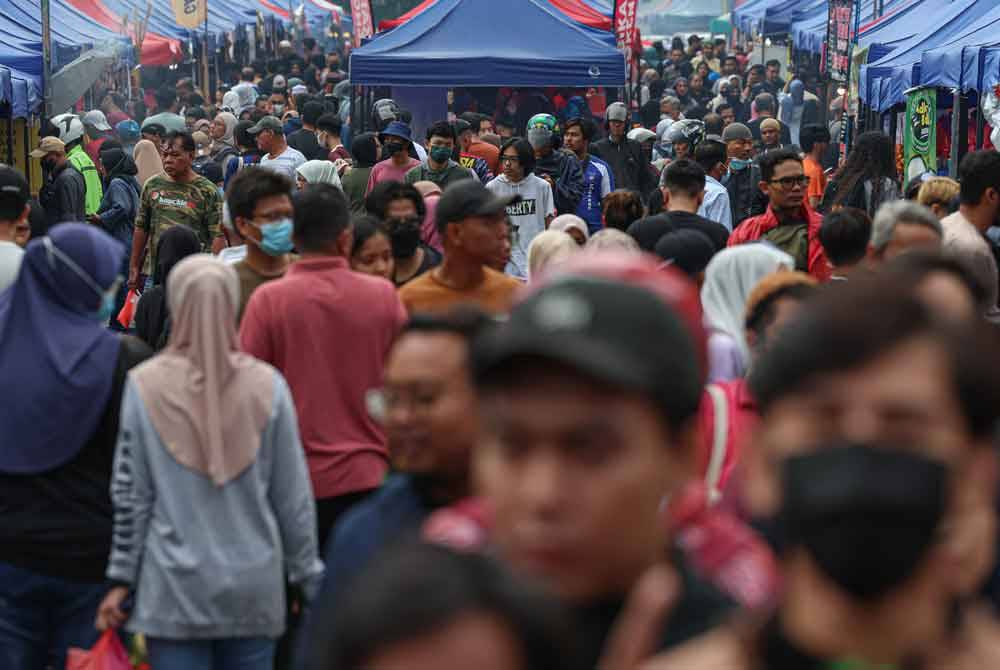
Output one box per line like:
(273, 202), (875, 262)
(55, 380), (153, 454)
(107, 371), (323, 639)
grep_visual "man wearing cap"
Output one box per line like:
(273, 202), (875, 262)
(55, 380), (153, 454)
(398, 180), (523, 315)
(591, 101), (656, 199)
(469, 253), (733, 668)
(249, 116), (306, 182)
(365, 122), (420, 196)
(745, 93), (791, 148)
(0, 166), (30, 292)
(82, 111), (115, 166)
(115, 120), (140, 157)
(33, 137), (85, 231)
(722, 122), (768, 226)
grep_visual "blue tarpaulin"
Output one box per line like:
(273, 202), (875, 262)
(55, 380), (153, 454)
(919, 5), (1000, 92)
(861, 0), (994, 111)
(761, 0), (825, 36)
(857, 0), (937, 63)
(350, 0), (625, 87)
(734, 0), (784, 34)
(786, 0), (901, 54)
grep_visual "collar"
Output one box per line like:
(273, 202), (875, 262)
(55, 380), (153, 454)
(286, 255), (348, 274)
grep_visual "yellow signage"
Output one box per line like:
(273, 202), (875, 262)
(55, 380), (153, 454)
(172, 0), (207, 29)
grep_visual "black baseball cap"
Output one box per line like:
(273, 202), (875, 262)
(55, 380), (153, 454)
(471, 263), (705, 427)
(0, 166), (30, 212)
(436, 180), (521, 230)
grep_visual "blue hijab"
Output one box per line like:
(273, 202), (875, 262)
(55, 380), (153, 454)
(0, 223), (125, 473)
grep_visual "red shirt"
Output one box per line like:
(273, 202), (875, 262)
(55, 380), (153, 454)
(697, 378), (759, 504)
(728, 203), (830, 281)
(240, 256), (407, 499)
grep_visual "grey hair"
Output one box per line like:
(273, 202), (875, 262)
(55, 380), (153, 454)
(870, 200), (942, 250)
(660, 95), (680, 110)
(585, 228), (641, 254)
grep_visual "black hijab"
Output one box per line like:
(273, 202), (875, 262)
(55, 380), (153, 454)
(135, 225), (201, 351)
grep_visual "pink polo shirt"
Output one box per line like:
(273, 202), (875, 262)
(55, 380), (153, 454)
(240, 256), (407, 499)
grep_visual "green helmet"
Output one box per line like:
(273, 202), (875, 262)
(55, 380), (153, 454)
(526, 113), (558, 134)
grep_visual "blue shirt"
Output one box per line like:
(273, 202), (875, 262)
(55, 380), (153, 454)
(698, 175), (734, 232)
(576, 154), (615, 233)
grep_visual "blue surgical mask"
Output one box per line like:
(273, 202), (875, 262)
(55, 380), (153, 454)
(251, 218), (294, 256)
(43, 236), (122, 321)
(730, 157), (751, 172)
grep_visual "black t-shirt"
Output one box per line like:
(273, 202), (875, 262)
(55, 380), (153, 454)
(287, 128), (328, 161)
(0, 336), (153, 582)
(396, 244), (442, 287)
(627, 211), (730, 253)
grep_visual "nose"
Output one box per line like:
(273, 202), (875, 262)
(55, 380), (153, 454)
(518, 450), (569, 517)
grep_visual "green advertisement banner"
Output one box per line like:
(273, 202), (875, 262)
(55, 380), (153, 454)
(904, 87), (936, 187)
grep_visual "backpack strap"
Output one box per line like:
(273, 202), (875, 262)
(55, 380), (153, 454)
(704, 383), (729, 506)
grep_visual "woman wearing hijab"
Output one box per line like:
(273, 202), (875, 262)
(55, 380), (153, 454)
(295, 159), (343, 191)
(209, 112), (239, 177)
(549, 213), (590, 246)
(134, 225), (201, 350)
(341, 132), (380, 214)
(700, 244), (794, 382)
(96, 255), (322, 670)
(0, 224), (152, 668)
(133, 138), (165, 188)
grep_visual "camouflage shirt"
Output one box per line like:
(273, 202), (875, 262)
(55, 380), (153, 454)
(136, 174), (222, 276)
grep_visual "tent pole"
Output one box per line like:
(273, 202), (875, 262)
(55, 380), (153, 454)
(42, 0), (51, 118)
(949, 89), (965, 178)
(975, 96), (985, 150)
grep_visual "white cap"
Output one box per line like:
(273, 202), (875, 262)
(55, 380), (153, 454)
(272, 74), (287, 89)
(82, 110), (112, 131)
(627, 127), (656, 143)
(291, 84), (308, 96)
(279, 40), (292, 49)
(606, 102), (628, 123)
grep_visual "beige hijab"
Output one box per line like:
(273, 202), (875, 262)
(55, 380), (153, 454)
(131, 255), (274, 486)
(133, 139), (164, 187)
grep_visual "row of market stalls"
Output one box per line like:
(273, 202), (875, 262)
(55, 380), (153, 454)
(733, 0), (1000, 181)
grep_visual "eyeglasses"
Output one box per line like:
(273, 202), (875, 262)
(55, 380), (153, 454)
(769, 175), (810, 189)
(500, 155), (520, 164)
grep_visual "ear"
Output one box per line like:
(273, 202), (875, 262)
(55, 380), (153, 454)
(660, 187), (671, 208)
(759, 180), (771, 198)
(337, 227), (354, 257)
(19, 203), (29, 224)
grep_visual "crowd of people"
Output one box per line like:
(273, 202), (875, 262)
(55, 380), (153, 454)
(4, 32), (1000, 670)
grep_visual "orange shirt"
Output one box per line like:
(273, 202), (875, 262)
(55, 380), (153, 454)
(466, 137), (500, 175)
(804, 156), (826, 206)
(399, 266), (522, 315)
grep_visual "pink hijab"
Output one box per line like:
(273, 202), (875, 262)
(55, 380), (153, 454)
(414, 180), (443, 252)
(131, 255), (274, 485)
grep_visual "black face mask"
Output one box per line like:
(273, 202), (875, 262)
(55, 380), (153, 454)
(387, 216), (422, 258)
(382, 141), (405, 158)
(42, 158), (57, 173)
(778, 443), (948, 601)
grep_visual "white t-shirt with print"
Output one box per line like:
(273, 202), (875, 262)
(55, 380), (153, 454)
(486, 174), (555, 279)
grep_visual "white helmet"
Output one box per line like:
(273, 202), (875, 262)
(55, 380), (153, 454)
(51, 113), (85, 145)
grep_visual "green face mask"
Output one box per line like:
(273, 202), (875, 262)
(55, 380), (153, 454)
(430, 146), (453, 164)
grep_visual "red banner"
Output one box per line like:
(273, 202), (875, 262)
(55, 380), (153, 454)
(614, 0), (638, 51)
(350, 0), (374, 47)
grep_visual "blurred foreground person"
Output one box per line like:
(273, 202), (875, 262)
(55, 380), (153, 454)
(307, 542), (575, 670)
(0, 225), (151, 669)
(867, 200), (942, 263)
(97, 255), (322, 669)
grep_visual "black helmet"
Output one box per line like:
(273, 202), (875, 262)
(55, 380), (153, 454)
(666, 119), (706, 149)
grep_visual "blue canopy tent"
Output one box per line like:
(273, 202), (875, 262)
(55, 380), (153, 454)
(734, 0), (784, 34)
(860, 0), (995, 111)
(788, 0), (905, 54)
(919, 6), (1000, 92)
(761, 0), (825, 37)
(350, 0), (625, 87)
(856, 0), (937, 62)
(102, 0), (241, 41)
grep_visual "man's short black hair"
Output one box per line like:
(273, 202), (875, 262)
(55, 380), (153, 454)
(458, 112), (483, 134)
(819, 207), (872, 267)
(155, 87), (176, 110)
(661, 159), (706, 198)
(426, 121), (456, 143)
(745, 282), (817, 337)
(723, 55), (738, 66)
(187, 92), (205, 108)
(749, 276), (1000, 439)
(405, 306), (493, 341)
(563, 117), (596, 142)
(799, 124), (831, 153)
(958, 150), (1000, 206)
(241, 67), (254, 81)
(716, 103), (733, 116)
(759, 148), (802, 182)
(765, 59), (781, 70)
(293, 182), (351, 253)
(499, 138), (536, 175)
(750, 64), (765, 75)
(164, 130), (196, 154)
(142, 123), (166, 139)
(365, 180), (427, 221)
(185, 107), (206, 121)
(702, 113), (723, 136)
(302, 101), (325, 126)
(226, 166), (293, 228)
(0, 167), (29, 222)
(316, 113), (342, 136)
(693, 140), (727, 174)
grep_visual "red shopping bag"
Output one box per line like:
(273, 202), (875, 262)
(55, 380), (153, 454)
(66, 629), (132, 670)
(117, 289), (140, 329)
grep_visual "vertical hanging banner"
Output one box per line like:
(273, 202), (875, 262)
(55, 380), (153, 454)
(903, 87), (937, 186)
(824, 0), (853, 82)
(350, 0), (374, 47)
(171, 0), (207, 30)
(614, 0), (638, 73)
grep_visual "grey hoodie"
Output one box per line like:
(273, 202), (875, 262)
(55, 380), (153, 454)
(107, 371), (323, 639)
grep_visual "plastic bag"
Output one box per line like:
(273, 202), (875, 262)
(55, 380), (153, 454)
(117, 289), (140, 329)
(66, 630), (132, 670)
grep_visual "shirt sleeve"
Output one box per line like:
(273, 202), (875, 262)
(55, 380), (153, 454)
(136, 181), (152, 232)
(106, 380), (156, 586)
(239, 290), (275, 364)
(543, 180), (556, 218)
(204, 186), (222, 240)
(599, 163), (613, 197)
(267, 373), (324, 600)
